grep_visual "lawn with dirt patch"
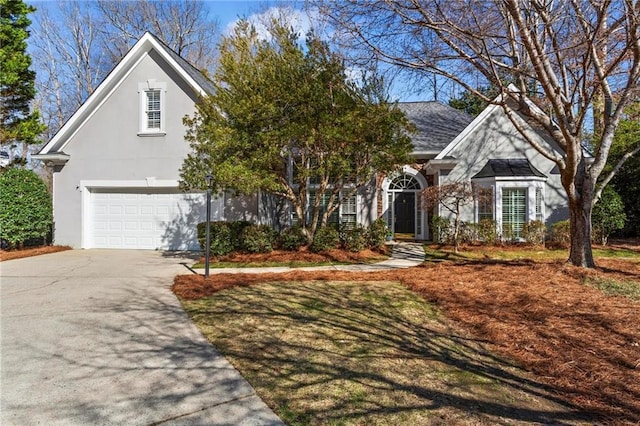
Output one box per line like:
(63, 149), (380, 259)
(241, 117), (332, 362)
(174, 245), (640, 424)
(0, 245), (71, 261)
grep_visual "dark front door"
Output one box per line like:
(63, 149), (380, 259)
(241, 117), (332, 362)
(394, 192), (415, 234)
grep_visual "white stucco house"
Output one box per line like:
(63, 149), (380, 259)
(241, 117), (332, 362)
(34, 32), (568, 250)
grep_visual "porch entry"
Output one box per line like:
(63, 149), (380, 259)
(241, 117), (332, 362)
(385, 172), (425, 240)
(394, 192), (415, 234)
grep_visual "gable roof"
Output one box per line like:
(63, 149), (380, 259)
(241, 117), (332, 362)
(36, 32), (214, 157)
(472, 159), (546, 179)
(397, 102), (474, 154)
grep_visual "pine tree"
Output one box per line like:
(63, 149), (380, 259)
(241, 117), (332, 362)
(0, 0), (46, 163)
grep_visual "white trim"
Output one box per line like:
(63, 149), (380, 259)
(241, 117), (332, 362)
(381, 166), (428, 240)
(38, 32), (207, 156)
(138, 81), (167, 135)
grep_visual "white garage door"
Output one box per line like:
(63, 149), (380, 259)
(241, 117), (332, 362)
(90, 188), (222, 250)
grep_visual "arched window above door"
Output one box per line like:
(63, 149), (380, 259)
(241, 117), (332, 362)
(389, 174), (421, 190)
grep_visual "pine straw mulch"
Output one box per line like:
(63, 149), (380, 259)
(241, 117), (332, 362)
(199, 247), (389, 265)
(173, 256), (640, 424)
(0, 245), (71, 261)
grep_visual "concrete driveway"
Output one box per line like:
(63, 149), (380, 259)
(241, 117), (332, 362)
(0, 250), (283, 425)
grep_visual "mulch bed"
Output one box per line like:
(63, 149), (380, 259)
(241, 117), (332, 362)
(0, 245), (71, 261)
(200, 247), (389, 264)
(173, 256), (640, 423)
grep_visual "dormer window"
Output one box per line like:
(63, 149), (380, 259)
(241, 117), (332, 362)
(138, 80), (166, 135)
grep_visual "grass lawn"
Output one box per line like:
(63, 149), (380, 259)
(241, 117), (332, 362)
(181, 280), (587, 425)
(174, 243), (640, 424)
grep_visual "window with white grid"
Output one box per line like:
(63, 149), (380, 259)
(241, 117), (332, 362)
(138, 81), (166, 135)
(502, 188), (526, 238)
(145, 90), (161, 130)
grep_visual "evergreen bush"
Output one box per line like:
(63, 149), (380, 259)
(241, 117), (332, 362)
(279, 226), (307, 251)
(431, 215), (452, 244)
(522, 220), (547, 245)
(197, 221), (234, 256)
(340, 223), (368, 252)
(551, 220), (571, 246)
(367, 217), (389, 249)
(477, 219), (498, 245)
(240, 224), (277, 253)
(310, 226), (339, 253)
(0, 168), (52, 248)
(229, 220), (252, 250)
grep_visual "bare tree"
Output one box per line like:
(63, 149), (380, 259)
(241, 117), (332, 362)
(30, 0), (219, 141)
(30, 2), (110, 140)
(317, 0), (640, 268)
(423, 181), (481, 253)
(95, 0), (218, 72)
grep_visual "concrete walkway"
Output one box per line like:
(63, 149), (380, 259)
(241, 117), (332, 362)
(1, 250), (283, 426)
(202, 241), (425, 275)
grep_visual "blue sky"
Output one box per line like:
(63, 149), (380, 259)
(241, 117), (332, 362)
(27, 0), (429, 102)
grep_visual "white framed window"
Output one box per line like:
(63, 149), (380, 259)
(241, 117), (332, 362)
(502, 188), (527, 238)
(535, 187), (544, 221)
(138, 81), (166, 135)
(476, 186), (494, 221)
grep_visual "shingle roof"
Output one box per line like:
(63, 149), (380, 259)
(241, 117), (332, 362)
(147, 33), (216, 95)
(397, 102), (474, 153)
(472, 159), (546, 178)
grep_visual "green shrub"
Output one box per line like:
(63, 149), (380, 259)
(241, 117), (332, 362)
(229, 220), (252, 250)
(197, 221), (234, 256)
(367, 217), (389, 249)
(501, 224), (518, 243)
(240, 224), (277, 253)
(592, 186), (626, 245)
(279, 226), (307, 251)
(522, 220), (547, 245)
(551, 220), (571, 246)
(310, 226), (339, 253)
(431, 215), (452, 244)
(478, 219), (498, 245)
(459, 222), (479, 244)
(0, 168), (52, 248)
(340, 223), (368, 252)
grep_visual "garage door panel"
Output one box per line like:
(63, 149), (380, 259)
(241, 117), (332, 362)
(90, 188), (217, 250)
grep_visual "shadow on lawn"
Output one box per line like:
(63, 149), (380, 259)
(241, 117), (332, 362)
(184, 281), (596, 425)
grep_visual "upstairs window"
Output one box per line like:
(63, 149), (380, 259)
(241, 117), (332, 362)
(145, 90), (161, 130)
(138, 81), (166, 135)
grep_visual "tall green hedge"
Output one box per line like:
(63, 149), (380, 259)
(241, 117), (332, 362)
(0, 168), (52, 248)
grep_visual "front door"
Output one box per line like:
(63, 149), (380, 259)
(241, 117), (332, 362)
(394, 192), (415, 234)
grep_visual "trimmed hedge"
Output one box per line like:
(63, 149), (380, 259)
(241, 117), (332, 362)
(367, 217), (389, 249)
(240, 224), (277, 253)
(279, 226), (307, 251)
(339, 223), (368, 252)
(522, 220), (547, 245)
(0, 168), (52, 248)
(310, 226), (339, 253)
(551, 220), (571, 246)
(197, 221), (234, 256)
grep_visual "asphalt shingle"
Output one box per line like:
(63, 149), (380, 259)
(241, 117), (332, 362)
(397, 102), (474, 153)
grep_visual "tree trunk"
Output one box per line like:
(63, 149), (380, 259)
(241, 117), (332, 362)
(567, 195), (595, 268)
